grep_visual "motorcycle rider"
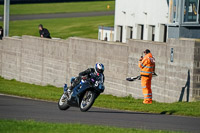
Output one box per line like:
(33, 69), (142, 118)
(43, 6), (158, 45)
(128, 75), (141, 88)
(68, 63), (105, 93)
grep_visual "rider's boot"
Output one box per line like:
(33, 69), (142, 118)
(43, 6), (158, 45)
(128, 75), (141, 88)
(67, 87), (72, 94)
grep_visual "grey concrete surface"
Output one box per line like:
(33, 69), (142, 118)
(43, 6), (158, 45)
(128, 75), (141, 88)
(0, 11), (114, 21)
(0, 36), (200, 103)
(0, 95), (200, 133)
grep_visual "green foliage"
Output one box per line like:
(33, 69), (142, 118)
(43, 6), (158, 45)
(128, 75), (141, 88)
(0, 120), (182, 133)
(94, 95), (200, 117)
(0, 76), (63, 101)
(0, 1), (115, 15)
(0, 76), (200, 117)
(0, 15), (114, 39)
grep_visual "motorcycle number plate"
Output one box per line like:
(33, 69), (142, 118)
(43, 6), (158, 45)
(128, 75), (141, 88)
(95, 81), (99, 87)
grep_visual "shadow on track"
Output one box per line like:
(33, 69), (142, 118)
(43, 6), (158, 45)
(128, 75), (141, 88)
(88, 110), (174, 116)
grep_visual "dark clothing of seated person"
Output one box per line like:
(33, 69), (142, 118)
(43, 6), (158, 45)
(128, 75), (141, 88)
(38, 24), (51, 39)
(0, 26), (3, 40)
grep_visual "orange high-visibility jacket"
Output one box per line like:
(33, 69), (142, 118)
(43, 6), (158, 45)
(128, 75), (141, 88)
(138, 53), (155, 76)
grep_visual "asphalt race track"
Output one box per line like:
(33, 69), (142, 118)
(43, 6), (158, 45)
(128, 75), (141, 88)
(0, 94), (200, 133)
(0, 11), (114, 21)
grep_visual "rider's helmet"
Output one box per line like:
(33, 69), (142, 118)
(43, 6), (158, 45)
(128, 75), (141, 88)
(95, 63), (104, 74)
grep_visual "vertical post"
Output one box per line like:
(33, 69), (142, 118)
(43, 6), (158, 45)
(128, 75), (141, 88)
(4, 0), (10, 37)
(169, 0), (173, 23)
(178, 0), (183, 25)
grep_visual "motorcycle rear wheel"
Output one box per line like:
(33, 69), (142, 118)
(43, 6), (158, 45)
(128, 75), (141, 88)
(58, 93), (70, 110)
(80, 91), (97, 112)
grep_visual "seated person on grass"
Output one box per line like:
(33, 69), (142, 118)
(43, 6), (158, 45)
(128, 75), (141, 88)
(38, 24), (51, 39)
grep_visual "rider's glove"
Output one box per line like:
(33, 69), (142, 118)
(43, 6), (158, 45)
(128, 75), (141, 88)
(82, 76), (87, 80)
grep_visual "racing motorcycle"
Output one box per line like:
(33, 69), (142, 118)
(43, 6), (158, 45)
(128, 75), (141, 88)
(58, 73), (105, 112)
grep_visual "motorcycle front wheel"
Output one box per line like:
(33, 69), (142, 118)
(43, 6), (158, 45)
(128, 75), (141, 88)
(58, 93), (70, 110)
(80, 91), (97, 112)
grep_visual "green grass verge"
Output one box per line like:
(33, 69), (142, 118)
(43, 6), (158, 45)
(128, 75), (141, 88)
(0, 76), (200, 117)
(0, 119), (182, 133)
(0, 15), (114, 39)
(0, 1), (115, 15)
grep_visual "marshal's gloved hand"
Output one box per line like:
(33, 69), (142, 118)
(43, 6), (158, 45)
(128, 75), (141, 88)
(139, 56), (143, 61)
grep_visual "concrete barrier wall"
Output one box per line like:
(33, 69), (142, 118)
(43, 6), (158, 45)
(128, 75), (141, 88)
(0, 40), (2, 76)
(0, 38), (22, 81)
(0, 35), (199, 102)
(194, 41), (200, 100)
(20, 37), (70, 86)
(166, 39), (195, 102)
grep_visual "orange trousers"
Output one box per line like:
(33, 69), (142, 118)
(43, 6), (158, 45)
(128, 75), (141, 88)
(141, 75), (152, 104)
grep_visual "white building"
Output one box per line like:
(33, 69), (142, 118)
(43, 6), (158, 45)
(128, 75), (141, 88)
(98, 26), (114, 41)
(114, 0), (169, 43)
(99, 0), (200, 43)
(113, 0), (200, 43)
